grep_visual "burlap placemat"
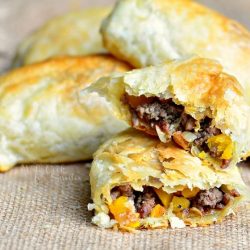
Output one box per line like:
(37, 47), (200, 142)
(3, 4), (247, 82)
(0, 0), (250, 249)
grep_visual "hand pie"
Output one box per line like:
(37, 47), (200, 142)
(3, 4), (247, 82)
(89, 129), (248, 231)
(0, 55), (130, 172)
(82, 57), (250, 169)
(13, 7), (111, 66)
(101, 0), (250, 103)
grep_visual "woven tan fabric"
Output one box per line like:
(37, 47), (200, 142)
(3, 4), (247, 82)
(0, 0), (250, 249)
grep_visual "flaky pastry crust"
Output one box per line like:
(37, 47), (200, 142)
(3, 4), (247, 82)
(0, 55), (131, 171)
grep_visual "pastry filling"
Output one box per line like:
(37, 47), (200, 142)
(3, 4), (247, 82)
(109, 184), (240, 228)
(124, 94), (233, 168)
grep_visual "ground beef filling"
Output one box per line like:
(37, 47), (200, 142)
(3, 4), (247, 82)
(132, 98), (187, 135)
(134, 187), (160, 218)
(110, 185), (239, 219)
(125, 95), (231, 167)
(192, 188), (225, 212)
(111, 185), (159, 218)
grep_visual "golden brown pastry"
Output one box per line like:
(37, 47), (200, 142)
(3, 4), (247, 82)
(89, 129), (248, 231)
(13, 7), (111, 66)
(0, 55), (131, 172)
(101, 0), (250, 103)
(82, 57), (250, 169)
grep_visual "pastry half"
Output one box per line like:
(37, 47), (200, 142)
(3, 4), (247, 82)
(13, 7), (111, 66)
(89, 129), (248, 231)
(82, 57), (250, 169)
(0, 55), (130, 172)
(101, 0), (250, 103)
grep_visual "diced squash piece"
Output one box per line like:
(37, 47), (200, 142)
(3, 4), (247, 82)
(150, 204), (166, 218)
(126, 215), (141, 228)
(154, 188), (173, 208)
(207, 134), (234, 160)
(109, 196), (140, 228)
(173, 132), (189, 150)
(221, 142), (234, 160)
(109, 196), (127, 215)
(182, 187), (200, 198)
(126, 94), (153, 109)
(189, 207), (203, 217)
(198, 151), (207, 159)
(172, 196), (190, 213)
(220, 185), (234, 193)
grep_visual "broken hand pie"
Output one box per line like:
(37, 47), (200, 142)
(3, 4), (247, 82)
(82, 57), (250, 169)
(89, 129), (248, 231)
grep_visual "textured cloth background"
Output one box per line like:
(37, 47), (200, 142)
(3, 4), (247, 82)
(0, 0), (250, 249)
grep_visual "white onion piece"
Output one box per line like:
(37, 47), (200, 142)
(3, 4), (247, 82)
(191, 145), (200, 156)
(155, 125), (167, 143)
(182, 132), (197, 142)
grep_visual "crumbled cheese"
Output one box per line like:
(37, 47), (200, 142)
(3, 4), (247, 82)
(169, 216), (186, 229)
(87, 203), (96, 211)
(92, 212), (116, 228)
(226, 208), (235, 216)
